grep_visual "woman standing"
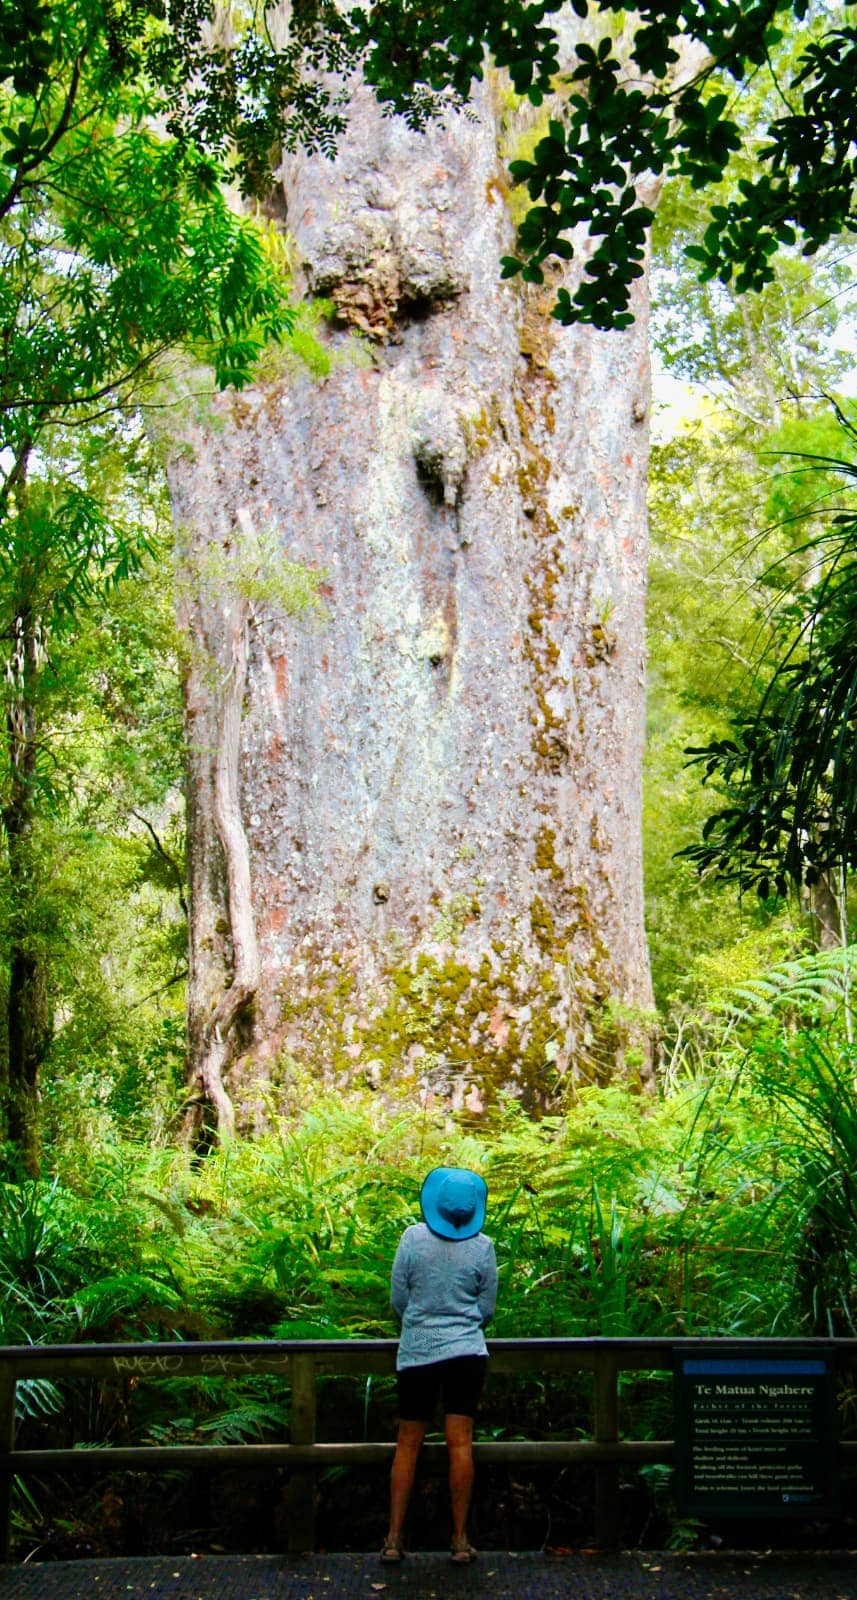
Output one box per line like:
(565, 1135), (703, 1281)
(381, 1166), (498, 1565)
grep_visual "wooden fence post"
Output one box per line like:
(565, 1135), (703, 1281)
(593, 1352), (620, 1551)
(287, 1353), (317, 1554)
(0, 1365), (16, 1562)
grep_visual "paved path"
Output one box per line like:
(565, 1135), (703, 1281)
(1, 1551), (856, 1600)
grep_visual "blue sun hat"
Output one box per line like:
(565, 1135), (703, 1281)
(420, 1167), (488, 1241)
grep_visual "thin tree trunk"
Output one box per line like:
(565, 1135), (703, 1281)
(178, 543), (260, 1146)
(3, 574), (50, 1175)
(812, 872), (840, 951)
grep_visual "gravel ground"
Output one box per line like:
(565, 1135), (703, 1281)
(1, 1550), (856, 1600)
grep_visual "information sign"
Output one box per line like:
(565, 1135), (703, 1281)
(674, 1350), (838, 1519)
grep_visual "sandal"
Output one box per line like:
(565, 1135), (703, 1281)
(450, 1538), (477, 1564)
(380, 1539), (404, 1564)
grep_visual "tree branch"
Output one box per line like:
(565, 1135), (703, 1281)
(130, 808), (189, 918)
(0, 56), (83, 221)
(0, 436), (33, 526)
(195, 565), (261, 1144)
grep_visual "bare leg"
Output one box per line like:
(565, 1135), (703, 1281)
(445, 1412), (475, 1547)
(386, 1419), (426, 1548)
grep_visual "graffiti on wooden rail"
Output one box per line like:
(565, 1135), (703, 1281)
(112, 1353), (292, 1376)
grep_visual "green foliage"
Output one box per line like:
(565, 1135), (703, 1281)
(3, 5), (857, 1557)
(16, 1020), (855, 1350)
(4, 947), (857, 1550)
(9, 0), (856, 332)
(722, 947), (857, 1332)
(0, 1180), (79, 1333)
(646, 83), (856, 984)
(194, 525), (328, 619)
(0, 0), (319, 1168)
(729, 942), (857, 1020)
(680, 428), (857, 898)
(346, 1), (856, 328)
(492, 2), (855, 327)
(0, 0), (297, 464)
(644, 384), (803, 1004)
(651, 40), (856, 423)
(0, 492), (189, 1159)
(572, 1187), (645, 1337)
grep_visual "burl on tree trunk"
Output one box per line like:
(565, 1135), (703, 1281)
(168, 77), (655, 1137)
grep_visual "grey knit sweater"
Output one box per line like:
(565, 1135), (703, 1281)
(391, 1222), (498, 1370)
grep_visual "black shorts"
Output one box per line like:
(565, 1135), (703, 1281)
(396, 1355), (487, 1423)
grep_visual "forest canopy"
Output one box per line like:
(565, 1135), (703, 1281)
(4, 0), (857, 332)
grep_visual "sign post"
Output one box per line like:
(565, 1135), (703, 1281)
(674, 1349), (838, 1520)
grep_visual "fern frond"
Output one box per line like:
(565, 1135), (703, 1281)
(729, 944), (856, 1021)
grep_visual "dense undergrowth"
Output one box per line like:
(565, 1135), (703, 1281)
(5, 947), (857, 1557)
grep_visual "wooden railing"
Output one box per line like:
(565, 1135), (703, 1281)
(1, 1336), (856, 1560)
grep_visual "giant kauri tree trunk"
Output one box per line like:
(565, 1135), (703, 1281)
(168, 73), (657, 1137)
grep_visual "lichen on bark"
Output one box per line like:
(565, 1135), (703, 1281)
(172, 505), (324, 1143)
(169, 62), (659, 1129)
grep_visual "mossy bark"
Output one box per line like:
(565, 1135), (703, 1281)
(169, 74), (657, 1125)
(2, 457), (50, 1175)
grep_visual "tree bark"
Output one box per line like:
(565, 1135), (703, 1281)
(177, 530), (261, 1146)
(169, 71), (657, 1126)
(3, 570), (51, 1175)
(812, 872), (841, 952)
